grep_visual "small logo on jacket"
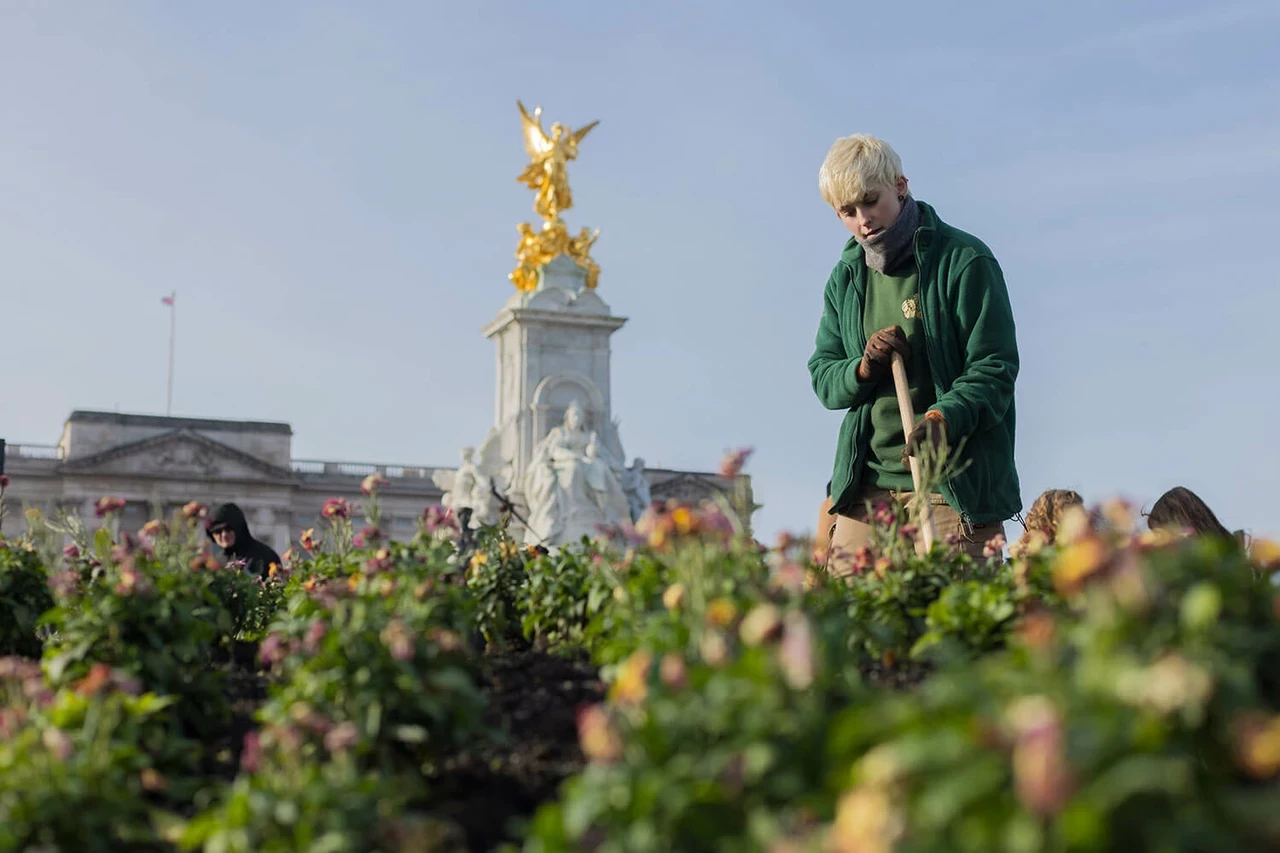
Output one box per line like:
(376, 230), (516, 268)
(901, 296), (920, 319)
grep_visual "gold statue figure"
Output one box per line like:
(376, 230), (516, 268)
(517, 100), (598, 224)
(508, 101), (603, 292)
(568, 226), (600, 290)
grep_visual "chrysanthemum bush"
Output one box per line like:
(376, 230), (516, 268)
(182, 491), (488, 849)
(4, 452), (1280, 851)
(0, 657), (200, 853)
(523, 489), (1280, 853)
(30, 501), (288, 738)
(251, 547), (487, 775)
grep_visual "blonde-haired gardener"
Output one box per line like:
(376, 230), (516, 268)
(808, 134), (1021, 572)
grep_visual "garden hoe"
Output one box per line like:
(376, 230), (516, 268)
(891, 351), (937, 551)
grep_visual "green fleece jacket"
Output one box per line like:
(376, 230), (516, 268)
(807, 201), (1021, 524)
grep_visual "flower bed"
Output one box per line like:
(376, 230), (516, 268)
(0, 471), (1277, 851)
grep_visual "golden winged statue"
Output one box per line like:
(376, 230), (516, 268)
(517, 100), (598, 224)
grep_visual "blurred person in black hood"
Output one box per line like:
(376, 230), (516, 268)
(206, 502), (281, 577)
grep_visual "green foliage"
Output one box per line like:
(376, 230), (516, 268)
(0, 544), (53, 657)
(0, 658), (198, 853)
(179, 756), (463, 853)
(40, 551), (233, 738)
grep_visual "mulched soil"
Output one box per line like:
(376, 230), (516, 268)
(431, 648), (604, 851)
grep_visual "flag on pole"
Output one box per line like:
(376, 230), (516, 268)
(161, 294), (174, 306)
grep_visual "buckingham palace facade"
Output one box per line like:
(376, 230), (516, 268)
(0, 410), (741, 552)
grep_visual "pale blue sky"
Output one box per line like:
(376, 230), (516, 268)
(2, 1), (1278, 541)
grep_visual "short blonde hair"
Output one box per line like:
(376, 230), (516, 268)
(818, 134), (904, 210)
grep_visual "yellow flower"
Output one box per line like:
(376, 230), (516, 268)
(1233, 712), (1280, 780)
(828, 786), (902, 853)
(662, 583), (685, 611)
(609, 650), (652, 705)
(499, 539), (519, 561)
(346, 574), (360, 592)
(1252, 538), (1280, 571)
(671, 506), (695, 536)
(468, 552), (489, 573)
(706, 597), (738, 628)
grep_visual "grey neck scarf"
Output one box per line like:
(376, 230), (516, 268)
(857, 194), (919, 274)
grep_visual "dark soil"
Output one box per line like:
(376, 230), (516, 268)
(432, 648), (604, 852)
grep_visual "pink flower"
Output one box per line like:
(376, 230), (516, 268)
(62, 544), (80, 560)
(47, 569), (81, 598)
(42, 727), (74, 762)
(364, 547), (394, 574)
(111, 532), (137, 561)
(114, 566), (152, 596)
(110, 670), (143, 696)
(900, 524), (918, 540)
(258, 633), (289, 666)
(778, 613), (816, 690)
(354, 525), (383, 548)
(0, 474), (8, 489)
(873, 503), (896, 527)
(303, 619), (328, 654)
(659, 654), (688, 690)
(321, 498), (351, 520)
(718, 447), (754, 479)
(423, 505), (457, 534)
(1007, 696), (1075, 817)
(240, 731), (261, 773)
(324, 721), (360, 753)
(984, 533), (1007, 560)
(381, 620), (414, 661)
(361, 473), (391, 496)
(94, 496), (127, 518)
(181, 501), (208, 521)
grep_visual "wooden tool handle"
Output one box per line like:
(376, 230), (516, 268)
(891, 352), (937, 550)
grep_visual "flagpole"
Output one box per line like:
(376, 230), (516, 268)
(166, 291), (176, 416)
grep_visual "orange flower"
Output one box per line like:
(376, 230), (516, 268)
(576, 704), (622, 763)
(140, 768), (167, 792)
(1251, 538), (1280, 572)
(1053, 536), (1110, 595)
(75, 663), (112, 697)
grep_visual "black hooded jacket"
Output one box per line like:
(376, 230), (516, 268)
(206, 503), (282, 577)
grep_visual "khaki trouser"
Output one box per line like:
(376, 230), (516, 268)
(824, 485), (999, 576)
